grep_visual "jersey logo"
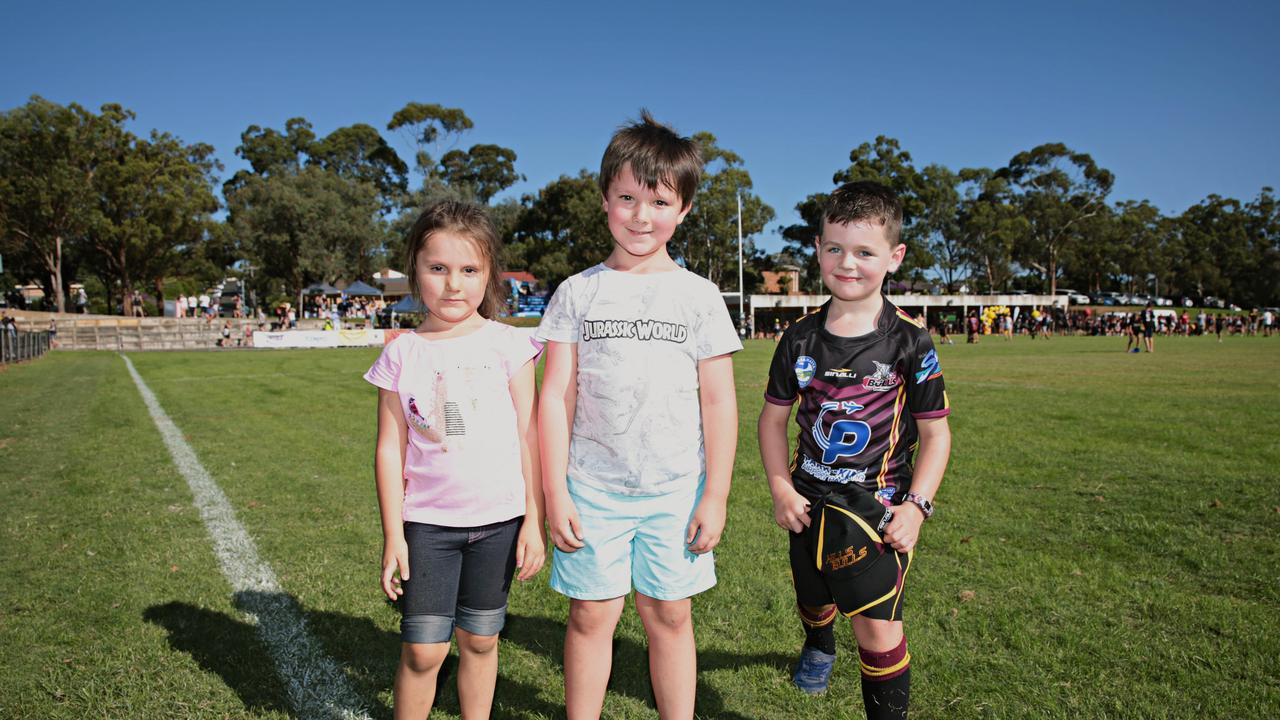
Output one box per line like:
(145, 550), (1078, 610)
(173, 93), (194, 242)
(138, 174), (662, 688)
(812, 400), (870, 463)
(915, 349), (942, 384)
(862, 361), (900, 392)
(824, 367), (857, 379)
(794, 355), (816, 388)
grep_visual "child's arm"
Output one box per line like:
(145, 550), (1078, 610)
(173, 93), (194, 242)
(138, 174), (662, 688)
(538, 340), (584, 552)
(687, 354), (737, 554)
(510, 358), (546, 581)
(374, 388), (410, 600)
(882, 416), (951, 552)
(758, 401), (811, 533)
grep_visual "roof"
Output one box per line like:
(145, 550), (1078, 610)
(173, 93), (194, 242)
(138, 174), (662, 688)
(502, 271), (538, 284)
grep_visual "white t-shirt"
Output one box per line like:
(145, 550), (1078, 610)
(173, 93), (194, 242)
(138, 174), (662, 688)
(536, 264), (742, 496)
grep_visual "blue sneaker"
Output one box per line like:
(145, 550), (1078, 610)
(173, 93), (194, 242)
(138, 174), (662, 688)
(792, 646), (836, 695)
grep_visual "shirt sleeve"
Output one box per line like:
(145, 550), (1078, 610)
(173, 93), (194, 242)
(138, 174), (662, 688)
(906, 331), (949, 419)
(534, 279), (579, 344)
(692, 279), (743, 360)
(763, 331), (799, 406)
(363, 339), (401, 392)
(501, 326), (544, 379)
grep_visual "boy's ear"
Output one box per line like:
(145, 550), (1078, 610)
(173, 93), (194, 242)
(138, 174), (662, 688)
(889, 243), (907, 272)
(601, 193), (609, 213)
(676, 201), (693, 225)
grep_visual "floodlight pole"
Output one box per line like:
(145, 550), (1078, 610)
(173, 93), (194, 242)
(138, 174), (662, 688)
(737, 191), (745, 334)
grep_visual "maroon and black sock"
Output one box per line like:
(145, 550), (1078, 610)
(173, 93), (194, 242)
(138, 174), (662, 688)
(859, 637), (910, 720)
(798, 604), (837, 655)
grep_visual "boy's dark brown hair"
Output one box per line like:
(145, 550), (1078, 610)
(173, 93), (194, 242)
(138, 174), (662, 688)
(599, 110), (702, 210)
(822, 181), (904, 244)
(403, 200), (507, 319)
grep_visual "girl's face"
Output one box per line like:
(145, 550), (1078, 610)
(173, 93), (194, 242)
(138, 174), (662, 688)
(414, 230), (489, 331)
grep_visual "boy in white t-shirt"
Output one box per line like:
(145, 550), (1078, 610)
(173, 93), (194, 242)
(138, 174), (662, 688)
(537, 111), (742, 719)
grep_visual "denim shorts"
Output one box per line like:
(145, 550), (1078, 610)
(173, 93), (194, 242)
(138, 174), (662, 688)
(550, 478), (715, 601)
(399, 517), (520, 644)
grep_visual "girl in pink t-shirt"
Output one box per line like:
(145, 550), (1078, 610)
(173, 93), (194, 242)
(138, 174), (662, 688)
(365, 201), (544, 718)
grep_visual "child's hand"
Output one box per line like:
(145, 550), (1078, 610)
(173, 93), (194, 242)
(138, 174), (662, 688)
(381, 537), (410, 601)
(547, 492), (585, 553)
(687, 497), (727, 554)
(882, 503), (924, 552)
(515, 519), (547, 581)
(771, 486), (812, 534)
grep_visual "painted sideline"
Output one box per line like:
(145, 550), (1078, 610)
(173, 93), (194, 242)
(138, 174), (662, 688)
(122, 354), (371, 720)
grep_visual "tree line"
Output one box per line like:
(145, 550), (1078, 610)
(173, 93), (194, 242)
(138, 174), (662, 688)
(2, 95), (1275, 314)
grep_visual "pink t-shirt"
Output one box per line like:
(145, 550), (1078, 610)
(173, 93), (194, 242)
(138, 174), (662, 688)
(364, 321), (542, 527)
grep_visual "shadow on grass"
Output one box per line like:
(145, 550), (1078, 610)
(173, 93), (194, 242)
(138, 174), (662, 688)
(144, 599), (787, 719)
(500, 612), (791, 719)
(142, 601), (291, 716)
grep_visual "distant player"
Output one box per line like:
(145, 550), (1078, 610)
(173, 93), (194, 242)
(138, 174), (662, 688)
(758, 181), (951, 719)
(1141, 301), (1156, 353)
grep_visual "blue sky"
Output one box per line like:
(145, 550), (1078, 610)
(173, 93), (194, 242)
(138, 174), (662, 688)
(3, 0), (1277, 253)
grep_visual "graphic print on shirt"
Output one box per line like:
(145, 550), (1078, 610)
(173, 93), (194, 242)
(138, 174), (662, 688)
(813, 400), (871, 463)
(914, 349), (942, 384)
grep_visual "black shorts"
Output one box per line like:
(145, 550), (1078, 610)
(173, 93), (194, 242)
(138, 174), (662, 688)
(399, 517), (521, 643)
(789, 494), (911, 622)
(1143, 325), (1154, 338)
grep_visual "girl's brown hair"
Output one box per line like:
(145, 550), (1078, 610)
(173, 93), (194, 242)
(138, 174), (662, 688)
(403, 200), (507, 319)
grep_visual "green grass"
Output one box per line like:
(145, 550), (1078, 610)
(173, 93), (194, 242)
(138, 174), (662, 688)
(2, 335), (1278, 718)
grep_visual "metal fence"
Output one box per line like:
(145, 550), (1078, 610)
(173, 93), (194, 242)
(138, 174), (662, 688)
(0, 330), (52, 364)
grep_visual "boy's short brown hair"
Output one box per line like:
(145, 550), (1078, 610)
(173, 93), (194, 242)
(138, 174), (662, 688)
(599, 110), (702, 210)
(823, 181), (904, 244)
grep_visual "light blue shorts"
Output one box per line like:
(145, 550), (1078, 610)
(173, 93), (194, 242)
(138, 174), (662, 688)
(550, 478), (716, 601)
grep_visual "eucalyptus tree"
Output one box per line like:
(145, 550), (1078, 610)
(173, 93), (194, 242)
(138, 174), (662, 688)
(438, 143), (523, 204)
(508, 170), (612, 290)
(86, 123), (221, 315)
(673, 132), (773, 289)
(955, 168), (1025, 293)
(309, 123), (409, 212)
(999, 143), (1114, 295)
(227, 166), (385, 300)
(0, 96), (104, 312)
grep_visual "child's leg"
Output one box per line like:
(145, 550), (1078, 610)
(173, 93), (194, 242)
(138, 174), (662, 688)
(565, 597), (625, 720)
(635, 593), (696, 719)
(454, 518), (521, 720)
(454, 628), (499, 720)
(394, 642), (450, 720)
(850, 616), (910, 720)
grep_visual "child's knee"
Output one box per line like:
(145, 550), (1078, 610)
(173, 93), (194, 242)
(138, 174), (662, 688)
(455, 628), (499, 656)
(635, 595), (691, 633)
(850, 616), (903, 653)
(567, 598), (624, 636)
(401, 642), (449, 673)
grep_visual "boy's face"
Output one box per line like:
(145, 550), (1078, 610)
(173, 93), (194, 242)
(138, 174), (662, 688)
(602, 164), (691, 262)
(816, 220), (905, 304)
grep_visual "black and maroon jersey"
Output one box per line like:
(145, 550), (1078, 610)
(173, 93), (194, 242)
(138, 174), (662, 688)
(764, 300), (950, 504)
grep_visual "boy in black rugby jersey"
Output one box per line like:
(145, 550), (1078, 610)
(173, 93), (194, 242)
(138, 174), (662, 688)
(757, 181), (952, 719)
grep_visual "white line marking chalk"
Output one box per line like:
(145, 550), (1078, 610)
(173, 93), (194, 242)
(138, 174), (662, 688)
(123, 354), (370, 720)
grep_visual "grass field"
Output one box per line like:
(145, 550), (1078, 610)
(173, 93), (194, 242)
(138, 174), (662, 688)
(2, 334), (1278, 719)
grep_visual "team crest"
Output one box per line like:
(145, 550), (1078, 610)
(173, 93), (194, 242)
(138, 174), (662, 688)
(862, 361), (901, 392)
(794, 355), (817, 388)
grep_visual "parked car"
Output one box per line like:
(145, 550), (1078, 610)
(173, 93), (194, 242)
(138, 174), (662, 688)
(1054, 289), (1091, 305)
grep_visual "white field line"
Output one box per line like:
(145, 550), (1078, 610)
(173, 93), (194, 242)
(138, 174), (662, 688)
(122, 354), (370, 720)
